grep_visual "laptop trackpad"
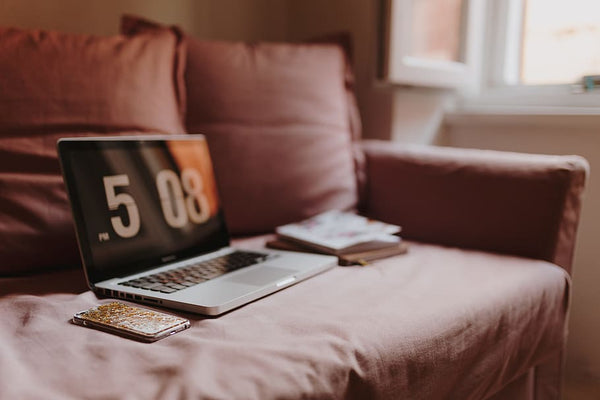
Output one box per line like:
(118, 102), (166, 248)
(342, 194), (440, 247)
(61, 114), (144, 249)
(227, 266), (295, 287)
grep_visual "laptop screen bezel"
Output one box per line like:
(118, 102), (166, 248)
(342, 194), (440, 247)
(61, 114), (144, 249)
(57, 135), (231, 286)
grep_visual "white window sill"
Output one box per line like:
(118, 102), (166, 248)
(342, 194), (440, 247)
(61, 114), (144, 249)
(445, 105), (600, 130)
(458, 83), (600, 108)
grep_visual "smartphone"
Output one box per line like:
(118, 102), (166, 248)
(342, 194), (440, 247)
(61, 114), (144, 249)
(73, 302), (190, 342)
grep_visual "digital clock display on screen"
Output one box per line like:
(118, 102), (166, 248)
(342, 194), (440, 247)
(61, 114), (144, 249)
(61, 138), (229, 283)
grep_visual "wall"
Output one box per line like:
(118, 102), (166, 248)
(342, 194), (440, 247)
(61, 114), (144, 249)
(0, 0), (288, 40)
(390, 87), (454, 144)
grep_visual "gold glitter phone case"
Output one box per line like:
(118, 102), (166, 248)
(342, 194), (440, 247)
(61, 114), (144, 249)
(73, 302), (190, 342)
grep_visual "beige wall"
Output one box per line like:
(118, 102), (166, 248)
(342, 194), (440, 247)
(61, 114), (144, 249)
(0, 0), (288, 40)
(390, 88), (454, 144)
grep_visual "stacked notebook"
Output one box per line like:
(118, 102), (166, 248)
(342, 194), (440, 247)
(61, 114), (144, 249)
(268, 210), (407, 266)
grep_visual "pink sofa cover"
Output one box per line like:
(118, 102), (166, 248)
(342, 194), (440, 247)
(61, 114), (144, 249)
(0, 238), (572, 399)
(0, 143), (588, 400)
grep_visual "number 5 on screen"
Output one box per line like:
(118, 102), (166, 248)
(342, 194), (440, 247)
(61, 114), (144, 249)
(103, 175), (141, 238)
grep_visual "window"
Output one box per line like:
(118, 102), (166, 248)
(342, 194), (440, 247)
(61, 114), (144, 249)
(381, 0), (600, 108)
(379, 0), (485, 89)
(522, 0), (600, 85)
(408, 0), (464, 63)
(474, 0), (600, 108)
(498, 0), (600, 86)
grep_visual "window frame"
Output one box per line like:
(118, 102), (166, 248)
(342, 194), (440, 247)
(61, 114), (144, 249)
(380, 0), (600, 110)
(379, 0), (485, 90)
(462, 0), (600, 110)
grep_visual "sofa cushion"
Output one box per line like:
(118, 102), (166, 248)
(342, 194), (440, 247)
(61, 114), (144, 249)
(0, 26), (186, 275)
(0, 239), (569, 398)
(122, 16), (359, 234)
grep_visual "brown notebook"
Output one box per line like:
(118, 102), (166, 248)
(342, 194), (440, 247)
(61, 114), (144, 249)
(266, 238), (408, 266)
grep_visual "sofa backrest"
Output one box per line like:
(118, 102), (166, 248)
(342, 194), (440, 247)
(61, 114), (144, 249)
(122, 15), (362, 235)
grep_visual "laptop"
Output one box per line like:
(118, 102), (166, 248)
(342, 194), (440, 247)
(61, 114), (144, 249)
(58, 135), (336, 316)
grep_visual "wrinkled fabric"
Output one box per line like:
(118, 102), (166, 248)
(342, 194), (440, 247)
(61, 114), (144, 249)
(0, 239), (570, 400)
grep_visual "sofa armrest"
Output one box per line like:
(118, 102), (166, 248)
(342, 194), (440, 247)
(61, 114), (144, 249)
(359, 140), (588, 273)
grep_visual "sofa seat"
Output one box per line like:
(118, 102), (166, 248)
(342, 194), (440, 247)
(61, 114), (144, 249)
(0, 236), (569, 400)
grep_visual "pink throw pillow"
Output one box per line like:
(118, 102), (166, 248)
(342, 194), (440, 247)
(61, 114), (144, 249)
(0, 25), (186, 274)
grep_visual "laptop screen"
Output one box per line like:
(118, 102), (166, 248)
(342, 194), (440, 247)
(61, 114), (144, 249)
(58, 136), (230, 284)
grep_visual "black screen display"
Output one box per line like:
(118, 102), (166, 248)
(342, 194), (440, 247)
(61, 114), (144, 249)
(59, 136), (230, 284)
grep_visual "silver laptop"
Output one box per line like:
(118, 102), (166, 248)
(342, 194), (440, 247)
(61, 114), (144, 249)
(58, 135), (336, 315)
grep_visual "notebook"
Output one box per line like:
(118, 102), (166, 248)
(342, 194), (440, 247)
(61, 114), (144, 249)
(58, 135), (336, 316)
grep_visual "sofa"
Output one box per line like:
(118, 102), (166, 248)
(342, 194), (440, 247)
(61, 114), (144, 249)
(0, 15), (588, 400)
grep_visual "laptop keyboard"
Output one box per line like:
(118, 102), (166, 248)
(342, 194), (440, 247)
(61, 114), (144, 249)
(119, 251), (269, 294)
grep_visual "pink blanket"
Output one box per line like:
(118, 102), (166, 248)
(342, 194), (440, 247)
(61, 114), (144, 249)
(0, 240), (569, 399)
